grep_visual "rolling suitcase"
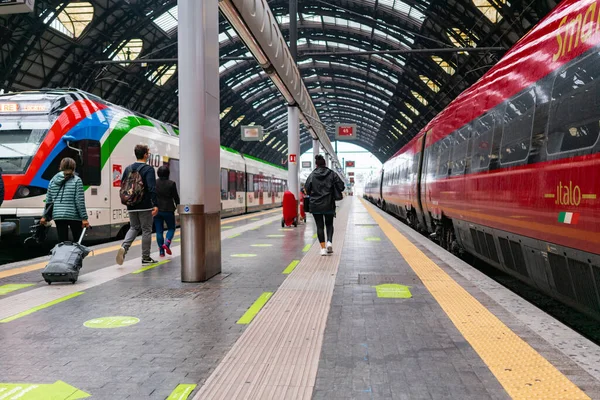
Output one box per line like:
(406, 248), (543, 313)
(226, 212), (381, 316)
(42, 228), (90, 285)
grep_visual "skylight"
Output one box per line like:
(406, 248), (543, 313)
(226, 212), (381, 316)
(153, 6), (178, 35)
(392, 125), (403, 136)
(148, 65), (176, 86)
(46, 2), (94, 39)
(397, 120), (408, 130)
(405, 103), (420, 116)
(411, 91), (428, 106)
(399, 112), (412, 123)
(220, 107), (232, 120)
(420, 75), (440, 92)
(110, 39), (143, 63)
(473, 0), (505, 23)
(447, 28), (477, 52)
(231, 115), (245, 127)
(431, 56), (456, 75)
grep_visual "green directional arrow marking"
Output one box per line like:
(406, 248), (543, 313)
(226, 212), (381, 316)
(0, 284), (34, 295)
(373, 284), (412, 299)
(0, 380), (90, 399)
(167, 384), (197, 400)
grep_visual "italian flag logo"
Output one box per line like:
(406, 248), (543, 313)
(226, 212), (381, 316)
(558, 212), (580, 224)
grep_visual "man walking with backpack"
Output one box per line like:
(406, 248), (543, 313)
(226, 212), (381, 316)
(116, 144), (159, 265)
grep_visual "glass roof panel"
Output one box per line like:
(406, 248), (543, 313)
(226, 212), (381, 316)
(447, 28), (477, 50)
(392, 125), (403, 136)
(153, 6), (178, 35)
(405, 102), (420, 116)
(220, 107), (232, 120)
(399, 112), (412, 123)
(110, 39), (143, 63)
(473, 0), (505, 23)
(148, 65), (177, 86)
(231, 115), (245, 127)
(46, 2), (94, 39)
(411, 91), (428, 106)
(431, 56), (456, 75)
(420, 75), (440, 92)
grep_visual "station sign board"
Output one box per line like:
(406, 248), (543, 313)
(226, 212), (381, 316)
(301, 161), (311, 169)
(0, 0), (34, 14)
(350, 177), (355, 184)
(348, 172), (354, 176)
(241, 125), (263, 141)
(335, 123), (357, 140)
(345, 160), (355, 168)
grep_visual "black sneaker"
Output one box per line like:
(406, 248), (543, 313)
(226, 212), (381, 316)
(142, 257), (158, 265)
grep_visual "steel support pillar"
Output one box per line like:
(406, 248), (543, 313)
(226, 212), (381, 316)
(178, 0), (221, 282)
(312, 138), (319, 166)
(288, 106), (300, 206)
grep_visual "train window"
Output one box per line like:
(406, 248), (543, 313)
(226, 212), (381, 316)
(247, 173), (253, 195)
(79, 140), (101, 186)
(228, 170), (236, 199)
(450, 127), (470, 176)
(437, 137), (452, 177)
(220, 168), (228, 200)
(500, 90), (536, 165)
(470, 114), (495, 171)
(547, 54), (600, 155)
(237, 171), (245, 192)
(254, 174), (260, 196)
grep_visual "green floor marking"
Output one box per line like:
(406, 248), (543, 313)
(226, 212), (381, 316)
(221, 225), (234, 229)
(231, 254), (257, 258)
(267, 234), (285, 238)
(283, 260), (300, 274)
(251, 218), (260, 221)
(0, 284), (34, 295)
(251, 244), (273, 247)
(84, 316), (140, 329)
(173, 238), (181, 242)
(237, 292), (273, 324)
(373, 284), (412, 299)
(228, 233), (241, 239)
(0, 381), (90, 399)
(132, 260), (170, 274)
(365, 237), (381, 242)
(312, 233), (318, 239)
(302, 243), (312, 252)
(0, 292), (84, 323)
(167, 384), (197, 400)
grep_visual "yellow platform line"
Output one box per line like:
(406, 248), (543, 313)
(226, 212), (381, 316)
(236, 292), (273, 325)
(0, 292), (84, 323)
(361, 199), (589, 400)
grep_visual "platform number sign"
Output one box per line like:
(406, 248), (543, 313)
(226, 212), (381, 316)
(289, 154), (297, 164)
(335, 123), (357, 140)
(345, 160), (355, 168)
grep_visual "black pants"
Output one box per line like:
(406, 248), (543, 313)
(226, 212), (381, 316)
(313, 213), (334, 244)
(55, 220), (83, 243)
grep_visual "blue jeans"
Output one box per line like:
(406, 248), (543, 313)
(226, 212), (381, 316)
(154, 211), (176, 251)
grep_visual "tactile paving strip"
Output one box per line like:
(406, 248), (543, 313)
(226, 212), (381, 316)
(193, 202), (351, 400)
(361, 199), (590, 400)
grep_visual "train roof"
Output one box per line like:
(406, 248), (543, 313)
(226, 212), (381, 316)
(390, 0), (600, 160)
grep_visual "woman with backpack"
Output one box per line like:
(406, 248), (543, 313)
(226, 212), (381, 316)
(305, 154), (345, 256)
(155, 165), (180, 257)
(40, 157), (89, 242)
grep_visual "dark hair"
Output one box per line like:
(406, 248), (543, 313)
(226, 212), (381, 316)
(157, 165), (170, 180)
(315, 154), (326, 167)
(134, 144), (149, 160)
(60, 157), (76, 177)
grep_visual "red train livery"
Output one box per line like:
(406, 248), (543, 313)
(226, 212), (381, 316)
(365, 0), (600, 318)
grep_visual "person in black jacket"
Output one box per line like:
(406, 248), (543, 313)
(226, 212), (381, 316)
(305, 154), (345, 256)
(154, 165), (180, 257)
(0, 167), (4, 207)
(116, 144), (158, 266)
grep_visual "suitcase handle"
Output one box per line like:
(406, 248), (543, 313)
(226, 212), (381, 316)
(78, 227), (88, 244)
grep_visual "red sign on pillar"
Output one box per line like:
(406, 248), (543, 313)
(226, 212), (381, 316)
(289, 154), (297, 164)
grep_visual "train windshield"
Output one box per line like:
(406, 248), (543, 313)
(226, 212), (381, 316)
(0, 117), (50, 174)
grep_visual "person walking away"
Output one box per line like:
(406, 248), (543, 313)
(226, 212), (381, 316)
(40, 158), (89, 242)
(305, 154), (345, 256)
(116, 144), (158, 265)
(155, 165), (180, 257)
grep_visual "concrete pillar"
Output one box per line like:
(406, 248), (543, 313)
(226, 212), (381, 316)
(178, 0), (221, 282)
(312, 138), (319, 166)
(288, 106), (300, 206)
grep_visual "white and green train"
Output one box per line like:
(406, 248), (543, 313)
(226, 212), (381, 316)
(0, 89), (287, 242)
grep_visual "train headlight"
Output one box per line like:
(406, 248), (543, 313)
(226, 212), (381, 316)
(13, 185), (47, 199)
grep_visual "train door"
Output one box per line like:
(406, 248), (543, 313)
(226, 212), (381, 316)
(110, 156), (129, 238)
(258, 173), (264, 206)
(414, 134), (427, 230)
(270, 176), (275, 204)
(78, 141), (110, 238)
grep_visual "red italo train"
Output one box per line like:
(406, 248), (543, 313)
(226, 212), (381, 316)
(365, 0), (600, 318)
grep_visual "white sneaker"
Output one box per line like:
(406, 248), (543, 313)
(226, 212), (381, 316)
(320, 248), (327, 256)
(116, 247), (126, 266)
(326, 242), (333, 254)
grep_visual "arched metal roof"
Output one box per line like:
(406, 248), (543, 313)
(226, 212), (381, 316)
(0, 0), (559, 164)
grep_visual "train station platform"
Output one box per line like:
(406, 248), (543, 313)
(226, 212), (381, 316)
(0, 199), (599, 399)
